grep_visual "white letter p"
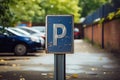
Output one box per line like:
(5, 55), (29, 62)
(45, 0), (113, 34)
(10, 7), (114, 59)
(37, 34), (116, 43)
(53, 24), (66, 46)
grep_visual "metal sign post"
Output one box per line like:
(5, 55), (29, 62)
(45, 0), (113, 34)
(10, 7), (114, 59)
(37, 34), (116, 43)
(54, 54), (65, 80)
(46, 15), (74, 80)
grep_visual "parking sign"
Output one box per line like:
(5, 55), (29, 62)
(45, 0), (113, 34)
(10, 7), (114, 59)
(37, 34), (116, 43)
(46, 15), (74, 53)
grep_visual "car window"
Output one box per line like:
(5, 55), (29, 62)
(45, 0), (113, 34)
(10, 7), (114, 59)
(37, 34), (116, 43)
(7, 29), (26, 36)
(6, 30), (15, 36)
(0, 28), (8, 36)
(0, 29), (3, 34)
(0, 32), (3, 35)
(0, 28), (5, 34)
(11, 29), (27, 35)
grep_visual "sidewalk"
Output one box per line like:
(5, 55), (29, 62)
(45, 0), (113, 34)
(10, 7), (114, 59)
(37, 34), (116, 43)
(0, 39), (120, 80)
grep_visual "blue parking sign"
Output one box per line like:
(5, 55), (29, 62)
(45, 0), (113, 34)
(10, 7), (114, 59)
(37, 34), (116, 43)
(46, 15), (74, 53)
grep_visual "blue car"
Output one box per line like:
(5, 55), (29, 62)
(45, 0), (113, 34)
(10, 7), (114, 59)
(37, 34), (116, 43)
(0, 27), (41, 56)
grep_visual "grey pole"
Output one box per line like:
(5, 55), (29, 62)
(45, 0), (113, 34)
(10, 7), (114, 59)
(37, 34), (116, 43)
(54, 54), (66, 80)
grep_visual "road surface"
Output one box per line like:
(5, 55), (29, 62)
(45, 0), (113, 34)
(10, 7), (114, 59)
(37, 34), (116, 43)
(0, 39), (120, 80)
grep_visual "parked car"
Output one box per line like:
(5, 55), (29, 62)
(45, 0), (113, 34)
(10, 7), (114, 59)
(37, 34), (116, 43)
(17, 27), (45, 48)
(31, 26), (46, 40)
(10, 27), (45, 49)
(74, 27), (81, 39)
(0, 27), (41, 56)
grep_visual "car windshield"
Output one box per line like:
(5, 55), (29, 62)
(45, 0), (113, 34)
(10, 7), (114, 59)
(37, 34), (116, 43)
(0, 27), (28, 36)
(7, 28), (26, 36)
(10, 28), (30, 36)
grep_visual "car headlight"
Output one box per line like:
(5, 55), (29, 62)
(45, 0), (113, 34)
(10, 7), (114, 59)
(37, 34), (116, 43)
(30, 37), (40, 43)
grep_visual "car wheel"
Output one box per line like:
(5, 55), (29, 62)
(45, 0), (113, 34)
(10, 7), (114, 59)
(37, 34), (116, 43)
(14, 44), (27, 56)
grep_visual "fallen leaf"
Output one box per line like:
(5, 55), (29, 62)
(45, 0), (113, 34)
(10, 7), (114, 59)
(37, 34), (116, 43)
(71, 74), (79, 78)
(66, 75), (71, 79)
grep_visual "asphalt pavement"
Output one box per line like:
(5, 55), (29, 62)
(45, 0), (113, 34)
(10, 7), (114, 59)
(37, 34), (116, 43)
(0, 39), (120, 80)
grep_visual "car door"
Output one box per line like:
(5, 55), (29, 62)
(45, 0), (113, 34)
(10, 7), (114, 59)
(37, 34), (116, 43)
(0, 30), (15, 52)
(4, 31), (17, 51)
(0, 28), (7, 51)
(0, 33), (6, 51)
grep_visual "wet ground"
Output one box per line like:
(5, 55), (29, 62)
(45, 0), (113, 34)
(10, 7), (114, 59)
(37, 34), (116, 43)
(0, 39), (120, 80)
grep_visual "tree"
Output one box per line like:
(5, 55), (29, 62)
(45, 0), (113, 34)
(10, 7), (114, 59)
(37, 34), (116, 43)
(9, 0), (41, 23)
(0, 0), (81, 27)
(33, 0), (81, 23)
(0, 0), (12, 27)
(79, 0), (109, 17)
(0, 0), (117, 25)
(0, 0), (41, 27)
